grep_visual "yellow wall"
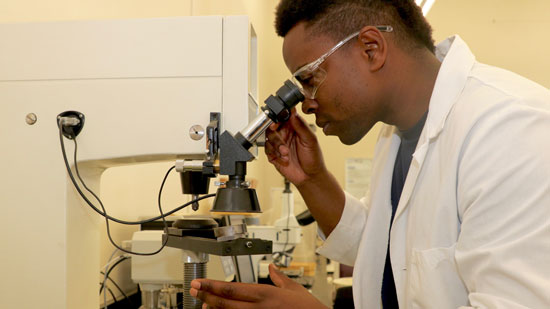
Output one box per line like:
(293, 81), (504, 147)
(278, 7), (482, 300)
(427, 0), (550, 88)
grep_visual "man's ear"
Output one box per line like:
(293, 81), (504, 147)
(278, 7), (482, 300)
(357, 26), (388, 72)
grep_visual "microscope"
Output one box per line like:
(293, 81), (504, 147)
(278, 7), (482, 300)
(162, 80), (304, 308)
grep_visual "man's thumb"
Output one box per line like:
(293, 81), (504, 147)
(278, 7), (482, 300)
(268, 264), (295, 289)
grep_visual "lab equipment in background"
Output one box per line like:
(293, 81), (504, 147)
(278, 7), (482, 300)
(1, 15), (257, 309)
(247, 178), (325, 290)
(247, 179), (302, 277)
(271, 179), (302, 267)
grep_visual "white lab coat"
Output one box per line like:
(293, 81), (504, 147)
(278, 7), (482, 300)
(318, 35), (550, 308)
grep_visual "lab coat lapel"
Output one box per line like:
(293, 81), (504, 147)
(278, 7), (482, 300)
(353, 125), (400, 309)
(389, 35), (476, 306)
(392, 35), (476, 224)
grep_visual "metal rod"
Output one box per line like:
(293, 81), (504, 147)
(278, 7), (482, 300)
(175, 160), (219, 173)
(239, 110), (272, 145)
(183, 263), (207, 309)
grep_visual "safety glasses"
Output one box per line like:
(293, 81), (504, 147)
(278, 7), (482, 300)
(292, 25), (393, 100)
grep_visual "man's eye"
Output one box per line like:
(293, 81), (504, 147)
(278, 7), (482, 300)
(297, 75), (313, 86)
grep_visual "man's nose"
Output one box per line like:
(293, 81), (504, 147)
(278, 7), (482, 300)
(301, 98), (318, 114)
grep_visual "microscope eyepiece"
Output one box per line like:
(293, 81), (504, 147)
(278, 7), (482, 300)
(237, 80), (305, 149)
(263, 79), (305, 123)
(278, 80), (305, 110)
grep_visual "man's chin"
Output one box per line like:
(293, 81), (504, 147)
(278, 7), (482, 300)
(338, 136), (358, 145)
(337, 131), (364, 145)
(322, 123), (364, 145)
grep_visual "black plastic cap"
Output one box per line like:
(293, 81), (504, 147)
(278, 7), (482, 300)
(211, 187), (261, 213)
(276, 80), (305, 109)
(264, 80), (305, 123)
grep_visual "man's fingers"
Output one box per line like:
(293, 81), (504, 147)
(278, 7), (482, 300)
(265, 130), (291, 164)
(268, 264), (301, 290)
(268, 122), (281, 131)
(290, 112), (312, 135)
(265, 140), (280, 158)
(265, 126), (288, 146)
(268, 264), (287, 288)
(191, 279), (261, 302)
(191, 288), (255, 309)
(278, 144), (290, 157)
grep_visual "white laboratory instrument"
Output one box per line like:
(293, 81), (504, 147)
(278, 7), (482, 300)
(0, 16), (257, 309)
(247, 180), (303, 280)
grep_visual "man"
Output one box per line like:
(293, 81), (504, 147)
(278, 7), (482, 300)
(190, 0), (550, 308)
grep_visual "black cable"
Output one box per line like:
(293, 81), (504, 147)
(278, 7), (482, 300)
(58, 123), (215, 225)
(105, 286), (117, 304)
(100, 270), (132, 306)
(100, 256), (129, 294)
(72, 135), (171, 255)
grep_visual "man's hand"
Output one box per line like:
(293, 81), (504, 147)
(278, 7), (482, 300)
(265, 110), (328, 186)
(265, 109), (345, 236)
(189, 264), (328, 309)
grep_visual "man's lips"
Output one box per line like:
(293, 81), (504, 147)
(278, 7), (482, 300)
(316, 119), (326, 128)
(316, 120), (330, 133)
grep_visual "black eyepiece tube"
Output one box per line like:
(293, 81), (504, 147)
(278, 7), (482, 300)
(236, 80), (306, 149)
(277, 80), (305, 110)
(264, 80), (305, 123)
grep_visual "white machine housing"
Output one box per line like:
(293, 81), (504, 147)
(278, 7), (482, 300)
(0, 16), (257, 309)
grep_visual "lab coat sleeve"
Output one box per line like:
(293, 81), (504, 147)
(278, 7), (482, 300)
(316, 191), (369, 266)
(455, 99), (550, 308)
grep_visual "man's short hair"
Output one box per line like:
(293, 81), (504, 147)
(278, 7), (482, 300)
(275, 0), (435, 53)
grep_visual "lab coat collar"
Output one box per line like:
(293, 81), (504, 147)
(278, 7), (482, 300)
(425, 35), (476, 141)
